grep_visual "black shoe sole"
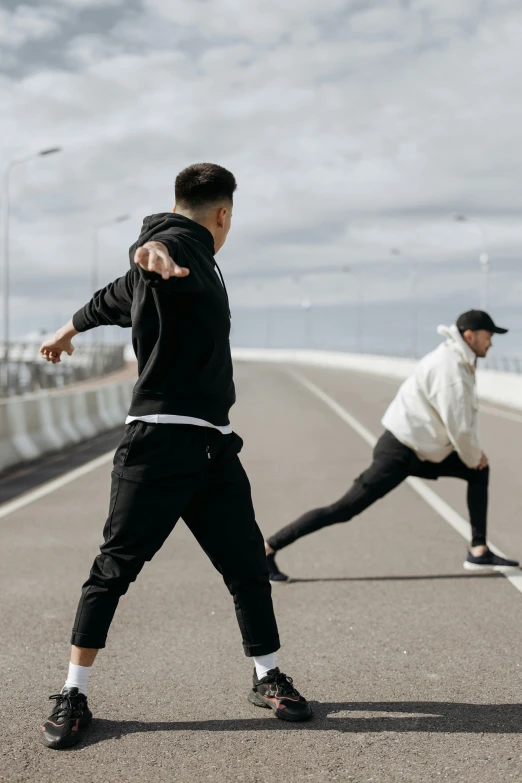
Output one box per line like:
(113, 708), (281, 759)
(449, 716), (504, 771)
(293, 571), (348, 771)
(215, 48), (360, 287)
(40, 714), (92, 749)
(247, 689), (312, 721)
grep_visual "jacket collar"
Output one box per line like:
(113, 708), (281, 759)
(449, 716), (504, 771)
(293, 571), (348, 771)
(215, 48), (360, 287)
(170, 214), (215, 256)
(437, 324), (477, 368)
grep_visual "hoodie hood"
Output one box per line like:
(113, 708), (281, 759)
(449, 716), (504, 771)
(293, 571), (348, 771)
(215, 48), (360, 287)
(437, 323), (477, 367)
(132, 213), (215, 267)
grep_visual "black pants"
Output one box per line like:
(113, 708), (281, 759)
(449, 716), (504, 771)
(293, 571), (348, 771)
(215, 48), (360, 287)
(71, 423), (280, 657)
(267, 430), (489, 552)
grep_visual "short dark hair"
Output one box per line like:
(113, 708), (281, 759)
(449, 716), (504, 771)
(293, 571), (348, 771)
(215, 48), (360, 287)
(175, 163), (237, 211)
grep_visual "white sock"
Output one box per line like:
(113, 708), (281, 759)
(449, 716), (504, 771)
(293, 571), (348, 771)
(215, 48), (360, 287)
(253, 653), (277, 679)
(63, 662), (92, 696)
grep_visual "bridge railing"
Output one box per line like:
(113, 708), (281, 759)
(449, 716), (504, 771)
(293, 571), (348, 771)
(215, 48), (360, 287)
(482, 355), (522, 374)
(0, 342), (126, 398)
(366, 350), (522, 374)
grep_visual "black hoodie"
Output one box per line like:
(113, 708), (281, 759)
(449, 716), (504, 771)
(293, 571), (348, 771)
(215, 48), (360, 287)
(72, 213), (235, 426)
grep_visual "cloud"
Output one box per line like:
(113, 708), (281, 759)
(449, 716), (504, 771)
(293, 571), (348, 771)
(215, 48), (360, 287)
(0, 5), (63, 47)
(143, 0), (349, 44)
(55, 0), (125, 7)
(1, 0), (521, 340)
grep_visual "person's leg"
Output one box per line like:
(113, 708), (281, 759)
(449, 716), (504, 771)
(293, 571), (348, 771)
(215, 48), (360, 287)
(70, 423), (207, 658)
(42, 474), (189, 750)
(467, 467), (489, 550)
(183, 433), (280, 659)
(70, 477), (188, 651)
(42, 423), (203, 749)
(410, 452), (489, 550)
(182, 430), (311, 721)
(410, 452), (518, 568)
(266, 431), (411, 553)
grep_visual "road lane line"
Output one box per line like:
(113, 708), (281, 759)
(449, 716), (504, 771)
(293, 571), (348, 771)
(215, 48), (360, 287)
(0, 451), (113, 520)
(289, 369), (522, 597)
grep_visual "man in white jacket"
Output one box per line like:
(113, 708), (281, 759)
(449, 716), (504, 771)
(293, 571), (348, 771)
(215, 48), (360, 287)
(266, 310), (519, 580)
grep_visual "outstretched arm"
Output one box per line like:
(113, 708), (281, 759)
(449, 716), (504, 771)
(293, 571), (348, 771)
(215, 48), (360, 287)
(40, 270), (135, 363)
(72, 270), (135, 332)
(41, 238), (196, 361)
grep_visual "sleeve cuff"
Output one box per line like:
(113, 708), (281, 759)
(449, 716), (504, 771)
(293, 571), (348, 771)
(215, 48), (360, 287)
(72, 308), (94, 333)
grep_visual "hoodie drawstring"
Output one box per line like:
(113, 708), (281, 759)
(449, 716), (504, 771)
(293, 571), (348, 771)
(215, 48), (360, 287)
(214, 259), (231, 318)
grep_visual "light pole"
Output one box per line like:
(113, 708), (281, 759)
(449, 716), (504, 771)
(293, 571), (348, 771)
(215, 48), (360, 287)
(91, 214), (130, 294)
(342, 265), (363, 353)
(90, 215), (130, 350)
(2, 147), (62, 395)
(452, 213), (490, 310)
(391, 247), (419, 359)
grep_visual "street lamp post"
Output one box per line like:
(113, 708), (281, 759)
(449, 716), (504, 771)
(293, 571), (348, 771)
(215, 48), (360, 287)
(391, 247), (419, 359)
(90, 215), (130, 350)
(452, 213), (490, 311)
(91, 214), (130, 294)
(2, 147), (62, 395)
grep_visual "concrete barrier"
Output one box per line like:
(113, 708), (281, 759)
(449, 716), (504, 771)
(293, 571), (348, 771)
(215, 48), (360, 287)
(232, 348), (522, 412)
(0, 377), (136, 474)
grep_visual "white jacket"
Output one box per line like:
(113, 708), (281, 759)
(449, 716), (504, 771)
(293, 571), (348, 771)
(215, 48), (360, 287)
(381, 324), (482, 468)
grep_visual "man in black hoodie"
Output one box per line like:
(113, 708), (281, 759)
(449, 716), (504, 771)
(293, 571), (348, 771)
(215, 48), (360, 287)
(39, 163), (311, 749)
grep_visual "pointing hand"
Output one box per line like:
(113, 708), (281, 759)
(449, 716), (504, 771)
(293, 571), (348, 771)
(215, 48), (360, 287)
(134, 241), (190, 280)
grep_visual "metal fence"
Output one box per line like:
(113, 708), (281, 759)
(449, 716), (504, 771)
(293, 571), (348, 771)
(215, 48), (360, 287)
(0, 342), (126, 397)
(352, 347), (522, 373)
(347, 347), (522, 373)
(481, 355), (522, 374)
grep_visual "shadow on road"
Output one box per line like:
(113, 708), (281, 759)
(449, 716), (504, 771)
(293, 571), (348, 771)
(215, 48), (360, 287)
(75, 701), (522, 747)
(288, 573), (503, 583)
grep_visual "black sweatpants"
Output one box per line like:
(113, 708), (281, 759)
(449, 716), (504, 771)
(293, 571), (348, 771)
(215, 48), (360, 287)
(267, 430), (489, 552)
(71, 422), (280, 657)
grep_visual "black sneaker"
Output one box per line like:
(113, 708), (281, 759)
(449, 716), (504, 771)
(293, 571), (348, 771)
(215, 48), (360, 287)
(41, 687), (92, 749)
(266, 552), (290, 583)
(248, 667), (312, 721)
(464, 548), (520, 572)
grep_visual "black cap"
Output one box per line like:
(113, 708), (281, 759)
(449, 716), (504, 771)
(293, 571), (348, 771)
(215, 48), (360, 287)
(456, 310), (508, 334)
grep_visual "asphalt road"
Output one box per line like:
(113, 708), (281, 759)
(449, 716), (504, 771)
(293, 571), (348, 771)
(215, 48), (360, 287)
(1, 361), (522, 783)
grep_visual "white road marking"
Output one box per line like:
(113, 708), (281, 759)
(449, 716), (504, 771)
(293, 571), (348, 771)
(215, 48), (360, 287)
(0, 451), (113, 520)
(289, 369), (522, 596)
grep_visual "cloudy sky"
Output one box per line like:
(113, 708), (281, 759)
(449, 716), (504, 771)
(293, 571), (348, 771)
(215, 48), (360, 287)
(1, 0), (522, 339)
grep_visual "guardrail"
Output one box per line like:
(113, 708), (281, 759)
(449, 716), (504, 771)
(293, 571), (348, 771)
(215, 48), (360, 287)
(364, 351), (522, 374)
(0, 342), (126, 398)
(0, 376), (135, 474)
(332, 347), (522, 373)
(482, 355), (522, 374)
